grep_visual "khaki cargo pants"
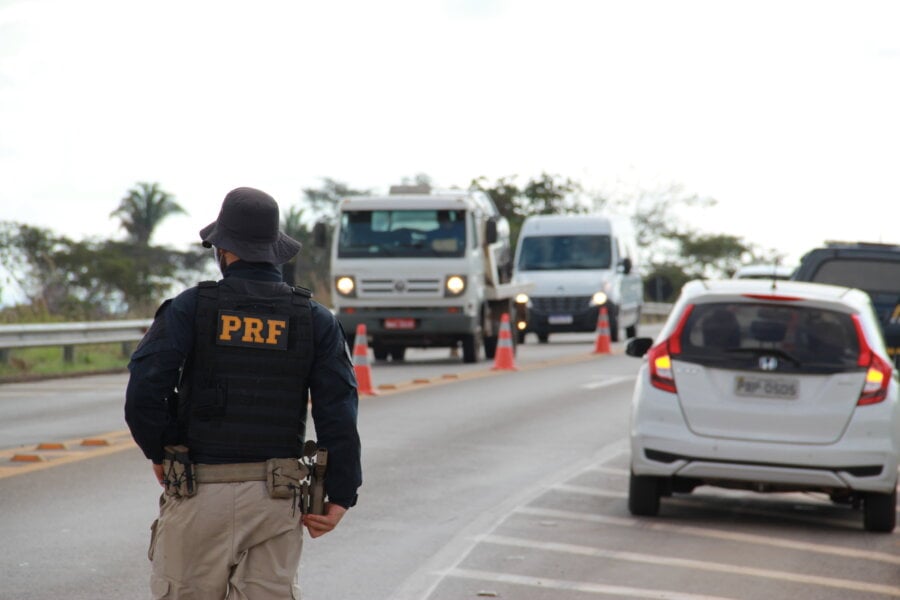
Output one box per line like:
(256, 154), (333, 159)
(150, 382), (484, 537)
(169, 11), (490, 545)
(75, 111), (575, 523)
(148, 480), (303, 599)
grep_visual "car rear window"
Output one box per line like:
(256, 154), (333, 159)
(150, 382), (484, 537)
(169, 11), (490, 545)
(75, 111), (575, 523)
(677, 302), (860, 373)
(810, 259), (900, 294)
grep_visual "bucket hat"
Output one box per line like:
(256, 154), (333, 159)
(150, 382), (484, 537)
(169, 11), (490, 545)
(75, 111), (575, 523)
(199, 187), (301, 264)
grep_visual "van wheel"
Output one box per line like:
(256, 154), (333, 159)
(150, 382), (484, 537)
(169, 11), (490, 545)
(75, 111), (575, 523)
(628, 472), (661, 516)
(608, 310), (620, 342)
(864, 487), (897, 532)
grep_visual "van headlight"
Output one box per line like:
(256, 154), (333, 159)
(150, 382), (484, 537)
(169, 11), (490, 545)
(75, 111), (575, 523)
(445, 275), (466, 296)
(335, 276), (356, 297)
(591, 291), (608, 306)
(515, 293), (529, 304)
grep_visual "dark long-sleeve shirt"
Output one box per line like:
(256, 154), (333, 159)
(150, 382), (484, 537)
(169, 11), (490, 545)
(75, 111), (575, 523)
(124, 261), (361, 508)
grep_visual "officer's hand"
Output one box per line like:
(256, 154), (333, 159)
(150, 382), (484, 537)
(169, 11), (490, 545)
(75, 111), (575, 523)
(152, 463), (164, 487)
(302, 503), (346, 538)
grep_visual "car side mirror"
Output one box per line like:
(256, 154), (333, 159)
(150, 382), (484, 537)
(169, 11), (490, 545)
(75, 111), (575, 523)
(485, 218), (498, 245)
(625, 337), (654, 357)
(313, 222), (327, 249)
(619, 257), (632, 275)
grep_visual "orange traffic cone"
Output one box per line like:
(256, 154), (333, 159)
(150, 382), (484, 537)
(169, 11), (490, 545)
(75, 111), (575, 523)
(593, 306), (611, 354)
(352, 324), (378, 395)
(492, 313), (517, 371)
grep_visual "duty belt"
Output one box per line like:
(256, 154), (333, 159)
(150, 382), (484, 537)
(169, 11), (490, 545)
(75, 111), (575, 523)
(195, 462), (268, 483)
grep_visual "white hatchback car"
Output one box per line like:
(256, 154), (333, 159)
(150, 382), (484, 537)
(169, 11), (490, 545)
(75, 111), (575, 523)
(625, 279), (900, 532)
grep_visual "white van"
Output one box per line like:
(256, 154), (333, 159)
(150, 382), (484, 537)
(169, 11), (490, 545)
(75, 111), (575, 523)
(512, 214), (643, 343)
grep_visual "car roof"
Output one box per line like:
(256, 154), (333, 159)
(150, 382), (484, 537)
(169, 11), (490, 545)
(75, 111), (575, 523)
(677, 279), (873, 312)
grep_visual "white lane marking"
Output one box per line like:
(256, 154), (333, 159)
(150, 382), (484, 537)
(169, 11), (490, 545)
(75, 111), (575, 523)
(449, 568), (738, 600)
(516, 506), (900, 566)
(388, 439), (630, 600)
(552, 483), (864, 529)
(587, 465), (629, 476)
(484, 535), (900, 597)
(581, 376), (635, 389)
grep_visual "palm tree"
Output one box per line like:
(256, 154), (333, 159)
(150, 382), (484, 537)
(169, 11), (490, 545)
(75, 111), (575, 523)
(110, 182), (186, 246)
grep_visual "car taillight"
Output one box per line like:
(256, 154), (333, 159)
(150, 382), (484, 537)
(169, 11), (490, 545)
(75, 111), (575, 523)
(648, 304), (694, 393)
(852, 314), (891, 405)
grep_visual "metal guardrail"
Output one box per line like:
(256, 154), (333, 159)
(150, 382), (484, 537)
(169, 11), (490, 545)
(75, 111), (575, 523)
(0, 302), (673, 357)
(0, 320), (152, 351)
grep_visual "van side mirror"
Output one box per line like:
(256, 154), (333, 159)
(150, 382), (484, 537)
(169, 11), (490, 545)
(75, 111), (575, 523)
(619, 256), (633, 275)
(313, 222), (327, 249)
(485, 218), (498, 245)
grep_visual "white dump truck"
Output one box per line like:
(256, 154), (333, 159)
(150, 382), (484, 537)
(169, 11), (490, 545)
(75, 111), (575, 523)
(320, 185), (530, 363)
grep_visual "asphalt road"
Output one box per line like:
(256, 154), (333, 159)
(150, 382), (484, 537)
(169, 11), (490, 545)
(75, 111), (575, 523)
(1, 331), (898, 600)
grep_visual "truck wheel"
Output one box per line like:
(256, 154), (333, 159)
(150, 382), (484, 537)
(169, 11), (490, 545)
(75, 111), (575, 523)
(537, 332), (549, 344)
(462, 332), (482, 363)
(372, 343), (388, 361)
(484, 336), (498, 359)
(864, 487), (897, 532)
(388, 346), (406, 362)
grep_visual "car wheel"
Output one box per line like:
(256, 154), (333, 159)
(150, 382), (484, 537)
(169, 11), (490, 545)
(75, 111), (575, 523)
(628, 472), (661, 516)
(863, 487), (897, 533)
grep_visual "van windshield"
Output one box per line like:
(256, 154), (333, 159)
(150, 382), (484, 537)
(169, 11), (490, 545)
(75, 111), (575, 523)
(337, 209), (467, 258)
(517, 235), (611, 270)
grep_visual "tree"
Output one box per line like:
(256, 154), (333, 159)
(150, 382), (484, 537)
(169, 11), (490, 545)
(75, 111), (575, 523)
(470, 172), (584, 253)
(110, 182), (186, 246)
(282, 179), (370, 305)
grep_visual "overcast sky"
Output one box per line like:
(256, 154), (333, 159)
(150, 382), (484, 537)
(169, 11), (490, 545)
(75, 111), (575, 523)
(2, 0), (899, 301)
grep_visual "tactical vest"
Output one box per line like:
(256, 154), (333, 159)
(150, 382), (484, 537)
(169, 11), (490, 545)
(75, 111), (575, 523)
(179, 277), (314, 463)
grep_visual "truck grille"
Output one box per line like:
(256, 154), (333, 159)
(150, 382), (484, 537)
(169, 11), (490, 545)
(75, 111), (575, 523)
(359, 278), (443, 295)
(531, 296), (592, 313)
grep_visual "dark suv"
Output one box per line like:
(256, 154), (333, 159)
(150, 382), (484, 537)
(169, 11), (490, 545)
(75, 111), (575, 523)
(792, 241), (900, 365)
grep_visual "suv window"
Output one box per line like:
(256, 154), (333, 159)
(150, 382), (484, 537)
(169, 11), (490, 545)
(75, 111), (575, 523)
(678, 303), (860, 373)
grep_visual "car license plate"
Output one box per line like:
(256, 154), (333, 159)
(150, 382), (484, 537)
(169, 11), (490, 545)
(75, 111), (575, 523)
(384, 318), (416, 330)
(734, 375), (798, 399)
(548, 314), (574, 325)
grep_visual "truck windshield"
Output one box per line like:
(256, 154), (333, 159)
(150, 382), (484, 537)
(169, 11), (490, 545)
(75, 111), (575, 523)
(338, 209), (467, 258)
(517, 235), (612, 270)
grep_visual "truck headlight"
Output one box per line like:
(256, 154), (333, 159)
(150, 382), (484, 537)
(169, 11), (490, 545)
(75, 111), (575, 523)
(335, 276), (356, 297)
(445, 275), (466, 296)
(591, 291), (608, 306)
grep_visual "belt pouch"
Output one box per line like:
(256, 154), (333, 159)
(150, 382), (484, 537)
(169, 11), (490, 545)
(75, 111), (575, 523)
(266, 458), (309, 499)
(162, 445), (197, 498)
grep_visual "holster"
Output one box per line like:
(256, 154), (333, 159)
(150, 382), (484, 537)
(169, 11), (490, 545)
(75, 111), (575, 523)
(162, 445), (196, 498)
(266, 458), (310, 499)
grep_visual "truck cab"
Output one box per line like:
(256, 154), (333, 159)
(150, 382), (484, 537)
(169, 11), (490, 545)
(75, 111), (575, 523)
(327, 186), (529, 363)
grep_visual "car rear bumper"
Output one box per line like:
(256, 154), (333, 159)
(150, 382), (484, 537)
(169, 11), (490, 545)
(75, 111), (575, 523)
(630, 369), (900, 494)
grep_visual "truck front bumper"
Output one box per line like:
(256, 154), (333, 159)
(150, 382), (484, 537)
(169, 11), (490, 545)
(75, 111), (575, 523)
(336, 307), (479, 347)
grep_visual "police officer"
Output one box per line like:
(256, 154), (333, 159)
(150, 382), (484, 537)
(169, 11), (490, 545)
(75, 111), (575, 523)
(125, 187), (362, 599)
